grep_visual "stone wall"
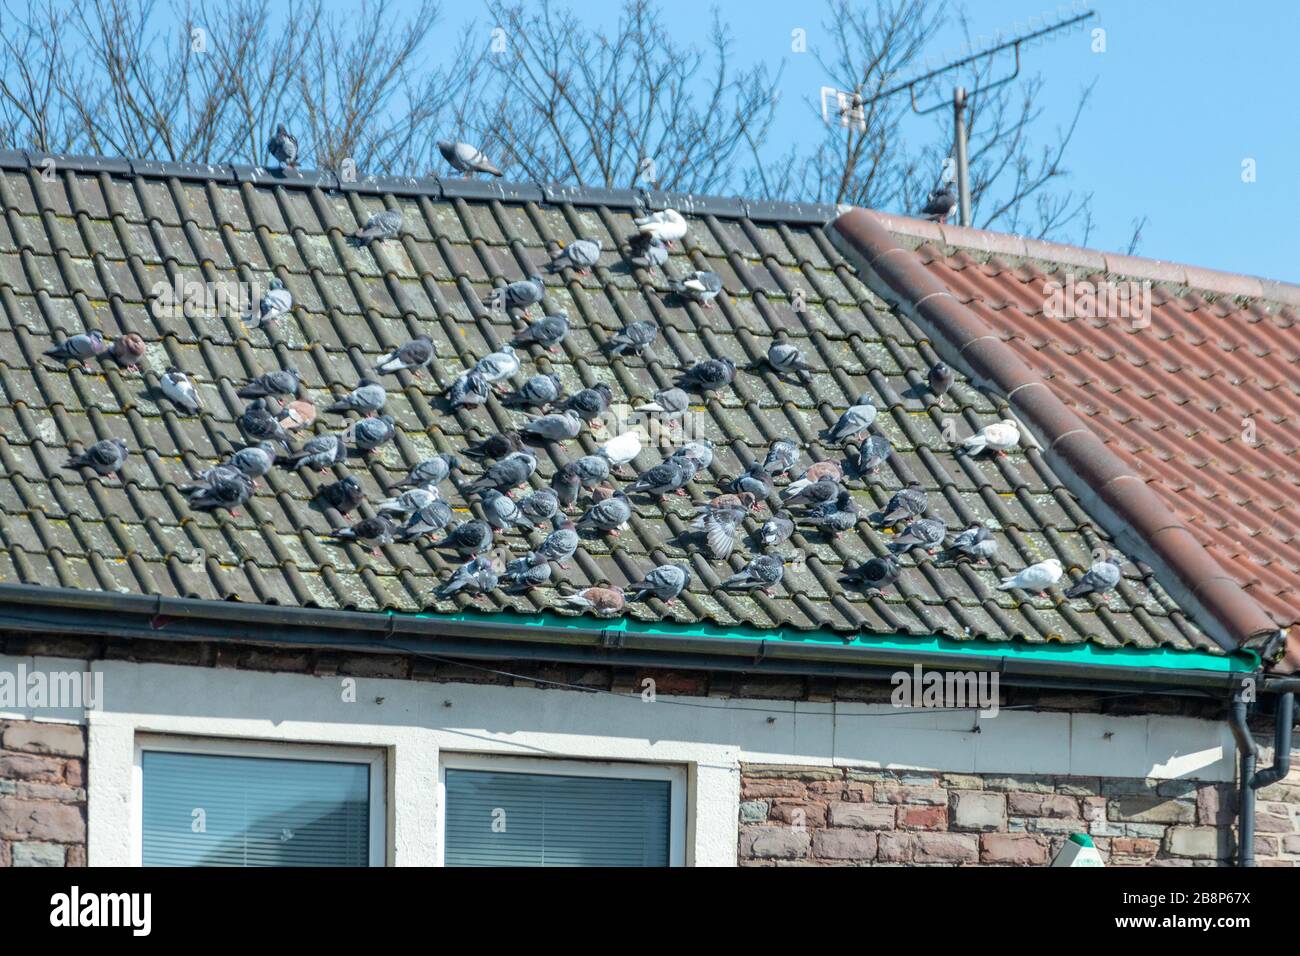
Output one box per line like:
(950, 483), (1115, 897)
(738, 764), (1245, 866)
(0, 720), (87, 867)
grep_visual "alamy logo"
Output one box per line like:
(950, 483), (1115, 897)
(0, 665), (103, 710)
(891, 664), (1000, 717)
(50, 886), (151, 936)
(1043, 272), (1151, 329)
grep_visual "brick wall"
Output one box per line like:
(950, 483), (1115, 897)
(1248, 731), (1300, 866)
(0, 720), (87, 867)
(738, 765), (1243, 866)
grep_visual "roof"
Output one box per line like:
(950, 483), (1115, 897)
(0, 150), (1225, 657)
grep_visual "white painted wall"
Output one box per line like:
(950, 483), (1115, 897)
(0, 652), (1236, 866)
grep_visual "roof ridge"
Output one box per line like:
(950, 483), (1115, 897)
(827, 206), (1280, 654)
(866, 210), (1300, 308)
(0, 148), (838, 225)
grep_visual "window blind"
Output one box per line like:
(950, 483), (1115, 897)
(142, 751), (371, 867)
(443, 768), (671, 867)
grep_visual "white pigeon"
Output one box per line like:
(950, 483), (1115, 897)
(633, 208), (688, 245)
(473, 345), (520, 384)
(250, 278), (293, 328)
(960, 419), (1021, 456)
(160, 366), (202, 414)
(599, 430), (643, 471)
(998, 559), (1063, 594)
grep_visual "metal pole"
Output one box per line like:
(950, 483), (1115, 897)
(954, 87), (971, 227)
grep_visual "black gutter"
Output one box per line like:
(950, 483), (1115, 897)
(0, 583), (1246, 696)
(1228, 689), (1294, 866)
(0, 149), (838, 225)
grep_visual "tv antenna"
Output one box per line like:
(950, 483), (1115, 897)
(856, 6), (1096, 227)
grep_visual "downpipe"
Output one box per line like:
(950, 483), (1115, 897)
(1228, 686), (1294, 867)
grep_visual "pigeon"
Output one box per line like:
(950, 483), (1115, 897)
(229, 442), (277, 481)
(870, 486), (927, 527)
(374, 337), (436, 377)
(841, 554), (902, 593)
(391, 454), (459, 490)
(572, 455), (612, 487)
(628, 563), (692, 604)
(185, 466), (254, 514)
(672, 439), (716, 471)
(326, 379), (386, 416)
(238, 399), (290, 444)
(473, 344), (522, 385)
(939, 526), (999, 564)
(65, 437), (128, 478)
(447, 371), (491, 409)
(480, 489), (533, 530)
(269, 124), (298, 169)
(484, 278), (544, 314)
(278, 399), (317, 432)
(998, 558), (1064, 595)
(378, 487), (441, 516)
(512, 313), (569, 351)
(318, 476), (364, 515)
(761, 438), (800, 476)
(692, 505), (745, 559)
(577, 492), (632, 536)
(720, 554), (785, 594)
(928, 362), (955, 396)
(464, 432), (523, 462)
(237, 368), (300, 400)
(782, 478), (840, 510)
(552, 464), (582, 510)
(346, 415), (397, 452)
(517, 488), (560, 525)
(278, 434), (348, 471)
(764, 339), (814, 383)
(604, 319), (659, 356)
(1065, 556), (1123, 600)
(628, 235), (669, 270)
(560, 383), (614, 423)
(726, 462), (775, 500)
(45, 330), (107, 368)
(627, 456), (697, 497)
(550, 239), (601, 274)
(633, 208), (688, 245)
(800, 491), (861, 537)
(669, 270), (723, 308)
(854, 435), (892, 476)
(636, 387), (689, 419)
(560, 585), (626, 617)
(464, 452), (537, 495)
(160, 367), (202, 413)
(503, 374), (564, 410)
(111, 332), (146, 370)
(438, 141), (503, 177)
(959, 420), (1021, 457)
(921, 186), (957, 223)
(434, 519), (495, 556)
(434, 553), (505, 600)
(803, 459), (844, 483)
(888, 516), (947, 553)
(825, 395), (877, 443)
(503, 556), (553, 592)
(522, 409), (583, 443)
(530, 519), (580, 568)
(699, 491), (759, 515)
(599, 431), (642, 472)
(249, 278), (293, 327)
(353, 208), (403, 243)
(676, 357), (736, 392)
(395, 498), (454, 541)
(760, 511), (795, 548)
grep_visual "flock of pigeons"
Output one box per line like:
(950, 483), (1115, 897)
(48, 135), (1129, 621)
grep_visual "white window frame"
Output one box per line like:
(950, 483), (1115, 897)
(132, 734), (387, 867)
(437, 752), (688, 867)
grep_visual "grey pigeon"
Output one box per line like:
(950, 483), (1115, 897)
(921, 186), (957, 223)
(237, 368), (299, 399)
(720, 554), (785, 594)
(628, 235), (669, 270)
(1065, 556), (1123, 600)
(249, 278), (293, 328)
(269, 124), (298, 168)
(392, 454), (459, 490)
(447, 371), (491, 409)
(185, 466), (254, 513)
(551, 239), (601, 273)
(378, 487), (440, 516)
(439, 141), (503, 177)
(629, 563), (692, 605)
(552, 464), (582, 509)
(517, 488), (560, 525)
(766, 340), (814, 382)
(928, 362), (955, 396)
(45, 330), (108, 368)
(636, 387), (689, 419)
(503, 374), (564, 410)
(801, 492), (861, 537)
(229, 442), (277, 481)
(888, 516), (947, 553)
(434, 553), (504, 600)
(676, 357), (736, 392)
(434, 519), (494, 556)
(692, 506), (744, 559)
(480, 489), (532, 531)
(761, 438), (800, 476)
(465, 452), (537, 495)
(669, 270), (723, 307)
(66, 438), (127, 478)
(473, 344), (521, 384)
(855, 435), (892, 476)
(375, 337), (436, 376)
(484, 278), (544, 314)
(278, 434), (348, 471)
(760, 511), (795, 547)
(348, 414), (397, 452)
(572, 455), (612, 487)
(464, 432), (523, 462)
(238, 399), (290, 444)
(939, 526), (999, 564)
(326, 379), (386, 416)
(503, 556), (553, 592)
(577, 492), (632, 536)
(870, 486), (927, 527)
(522, 410), (583, 443)
(395, 498), (454, 541)
(825, 395), (877, 443)
(672, 439), (715, 471)
(512, 313), (569, 351)
(327, 515), (395, 554)
(560, 383), (613, 422)
(160, 366), (201, 413)
(318, 476), (364, 515)
(530, 518), (580, 568)
(726, 462), (774, 500)
(782, 478), (840, 509)
(605, 319), (659, 356)
(627, 456), (697, 497)
(353, 208), (403, 243)
(841, 554), (902, 593)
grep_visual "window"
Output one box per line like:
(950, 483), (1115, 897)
(439, 755), (686, 867)
(136, 737), (385, 867)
